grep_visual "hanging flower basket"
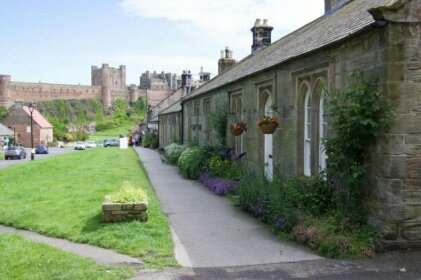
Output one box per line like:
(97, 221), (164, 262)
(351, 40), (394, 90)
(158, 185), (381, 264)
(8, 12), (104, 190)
(230, 122), (247, 136)
(257, 116), (278, 134)
(260, 123), (278, 134)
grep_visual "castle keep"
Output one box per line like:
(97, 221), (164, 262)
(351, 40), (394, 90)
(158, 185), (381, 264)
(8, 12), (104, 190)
(0, 64), (143, 109)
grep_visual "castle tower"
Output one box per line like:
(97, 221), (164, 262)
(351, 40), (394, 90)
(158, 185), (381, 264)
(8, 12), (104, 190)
(101, 64), (111, 109)
(119, 65), (126, 89)
(129, 84), (137, 103)
(251, 19), (273, 54)
(0, 75), (11, 107)
(218, 47), (236, 75)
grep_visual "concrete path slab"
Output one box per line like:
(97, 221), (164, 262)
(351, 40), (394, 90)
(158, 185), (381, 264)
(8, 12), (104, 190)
(0, 225), (142, 265)
(136, 147), (321, 268)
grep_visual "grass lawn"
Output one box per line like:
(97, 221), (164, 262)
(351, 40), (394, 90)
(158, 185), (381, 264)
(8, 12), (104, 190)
(0, 148), (177, 268)
(90, 118), (143, 143)
(0, 232), (133, 280)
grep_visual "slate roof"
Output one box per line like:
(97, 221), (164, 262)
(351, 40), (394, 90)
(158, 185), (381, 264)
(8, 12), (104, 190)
(183, 0), (391, 101)
(159, 99), (182, 116)
(23, 106), (53, 128)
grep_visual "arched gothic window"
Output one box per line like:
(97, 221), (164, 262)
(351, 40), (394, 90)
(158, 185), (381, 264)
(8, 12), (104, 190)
(304, 88), (312, 176)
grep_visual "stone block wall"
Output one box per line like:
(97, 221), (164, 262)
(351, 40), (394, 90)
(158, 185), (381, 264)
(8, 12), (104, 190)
(102, 200), (148, 223)
(159, 112), (182, 148)
(8, 82), (101, 104)
(365, 19), (421, 246)
(1, 64), (132, 109)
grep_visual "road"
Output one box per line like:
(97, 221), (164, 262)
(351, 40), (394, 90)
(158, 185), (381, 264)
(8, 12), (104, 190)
(133, 250), (421, 279)
(0, 147), (75, 169)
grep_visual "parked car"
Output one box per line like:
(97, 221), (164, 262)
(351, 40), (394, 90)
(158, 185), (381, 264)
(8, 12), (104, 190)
(5, 146), (27, 160)
(103, 139), (119, 147)
(85, 141), (97, 148)
(74, 141), (86, 150)
(35, 145), (49, 154)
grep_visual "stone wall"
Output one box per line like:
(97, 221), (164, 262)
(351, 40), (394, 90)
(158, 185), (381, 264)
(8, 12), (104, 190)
(159, 112), (182, 147)
(102, 200), (148, 223)
(0, 64), (133, 109)
(8, 82), (101, 103)
(362, 2), (421, 246)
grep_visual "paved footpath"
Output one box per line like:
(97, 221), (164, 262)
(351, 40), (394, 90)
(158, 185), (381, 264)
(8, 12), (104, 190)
(135, 147), (320, 268)
(0, 225), (141, 265)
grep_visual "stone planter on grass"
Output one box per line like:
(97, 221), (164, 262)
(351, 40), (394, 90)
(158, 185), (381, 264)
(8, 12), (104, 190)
(102, 198), (148, 223)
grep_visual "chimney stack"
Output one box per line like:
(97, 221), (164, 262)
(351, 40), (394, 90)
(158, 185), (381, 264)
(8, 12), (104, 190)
(199, 67), (211, 83)
(251, 18), (273, 54)
(218, 47), (236, 75)
(181, 70), (192, 88)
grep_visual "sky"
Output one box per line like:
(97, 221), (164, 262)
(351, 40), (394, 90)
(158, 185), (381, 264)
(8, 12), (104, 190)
(0, 0), (324, 86)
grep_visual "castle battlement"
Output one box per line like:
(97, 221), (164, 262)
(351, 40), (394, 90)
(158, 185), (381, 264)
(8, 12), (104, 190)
(0, 64), (144, 109)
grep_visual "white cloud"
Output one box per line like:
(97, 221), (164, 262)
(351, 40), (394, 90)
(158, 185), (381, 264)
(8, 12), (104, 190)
(119, 0), (324, 49)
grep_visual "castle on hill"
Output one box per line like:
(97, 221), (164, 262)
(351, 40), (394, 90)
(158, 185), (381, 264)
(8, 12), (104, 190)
(0, 64), (143, 109)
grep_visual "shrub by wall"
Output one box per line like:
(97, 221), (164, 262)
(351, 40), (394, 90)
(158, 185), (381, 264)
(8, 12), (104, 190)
(142, 132), (158, 149)
(177, 147), (202, 179)
(164, 143), (186, 165)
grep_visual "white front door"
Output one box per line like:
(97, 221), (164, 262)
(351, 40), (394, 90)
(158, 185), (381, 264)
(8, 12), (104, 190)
(264, 96), (273, 180)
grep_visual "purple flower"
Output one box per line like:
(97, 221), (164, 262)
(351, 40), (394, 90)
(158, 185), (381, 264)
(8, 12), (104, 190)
(274, 217), (287, 231)
(235, 152), (247, 161)
(223, 148), (233, 160)
(198, 172), (236, 196)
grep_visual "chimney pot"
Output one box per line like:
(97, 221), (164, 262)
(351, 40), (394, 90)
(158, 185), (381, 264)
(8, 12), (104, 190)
(255, 18), (261, 26)
(218, 48), (236, 75)
(251, 19), (273, 54)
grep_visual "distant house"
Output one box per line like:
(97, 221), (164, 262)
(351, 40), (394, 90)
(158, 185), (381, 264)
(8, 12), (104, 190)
(149, 69), (210, 133)
(2, 102), (53, 147)
(0, 123), (14, 148)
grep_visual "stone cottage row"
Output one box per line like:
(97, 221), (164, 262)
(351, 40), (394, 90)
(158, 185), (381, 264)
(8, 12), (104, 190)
(154, 0), (421, 247)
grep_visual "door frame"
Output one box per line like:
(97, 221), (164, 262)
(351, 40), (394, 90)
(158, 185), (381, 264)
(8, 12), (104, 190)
(257, 82), (274, 179)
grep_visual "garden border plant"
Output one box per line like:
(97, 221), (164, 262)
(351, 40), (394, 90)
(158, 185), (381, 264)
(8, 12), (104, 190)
(324, 71), (394, 222)
(232, 71), (394, 258)
(209, 103), (228, 146)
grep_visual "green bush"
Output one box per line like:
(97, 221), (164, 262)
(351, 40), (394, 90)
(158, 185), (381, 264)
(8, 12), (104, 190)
(208, 156), (231, 177)
(292, 214), (378, 258)
(74, 130), (89, 141)
(177, 147), (203, 179)
(95, 120), (116, 131)
(133, 96), (146, 115)
(234, 173), (377, 258)
(142, 132), (158, 149)
(0, 106), (8, 121)
(106, 182), (147, 203)
(235, 175), (333, 231)
(209, 105), (228, 146)
(207, 149), (247, 180)
(325, 71), (393, 221)
(164, 143), (186, 165)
